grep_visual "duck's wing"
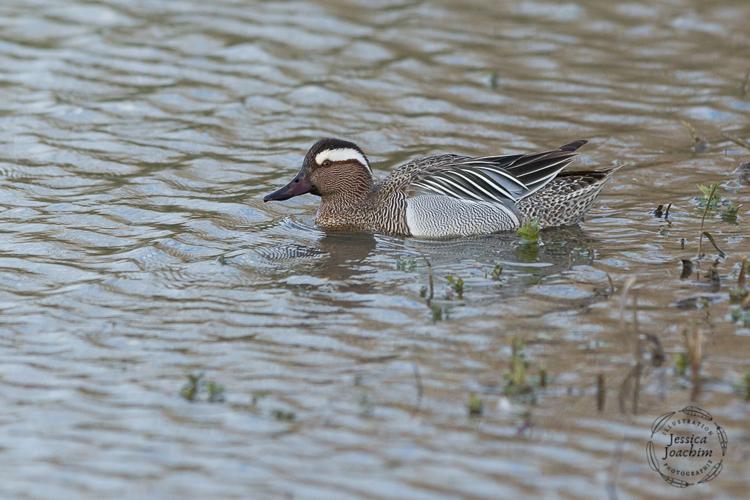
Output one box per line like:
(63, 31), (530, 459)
(408, 140), (587, 203)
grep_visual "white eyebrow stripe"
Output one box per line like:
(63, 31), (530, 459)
(315, 148), (371, 172)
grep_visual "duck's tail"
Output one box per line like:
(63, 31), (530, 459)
(515, 168), (617, 227)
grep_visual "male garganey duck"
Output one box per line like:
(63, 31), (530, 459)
(264, 138), (616, 239)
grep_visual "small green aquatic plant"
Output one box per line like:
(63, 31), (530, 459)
(396, 258), (417, 272)
(517, 218), (541, 244)
(673, 353), (688, 377)
(430, 303), (450, 321)
(720, 201), (740, 224)
(730, 307), (750, 327)
(206, 380), (226, 403)
(445, 275), (464, 299)
(180, 373), (225, 403)
(467, 393), (483, 416)
(504, 338), (530, 397)
(696, 184), (740, 223)
(271, 409), (296, 421)
(490, 264), (503, 281)
(697, 183), (720, 210)
(180, 373), (202, 401)
(501, 338), (546, 405)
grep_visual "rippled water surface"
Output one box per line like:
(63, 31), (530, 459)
(1, 0), (750, 498)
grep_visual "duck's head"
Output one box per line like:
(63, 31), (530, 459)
(263, 138), (373, 202)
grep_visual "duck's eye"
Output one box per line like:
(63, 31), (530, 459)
(321, 159), (332, 167)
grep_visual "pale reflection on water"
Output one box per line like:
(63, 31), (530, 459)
(0, 0), (749, 498)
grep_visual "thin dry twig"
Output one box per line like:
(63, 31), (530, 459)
(412, 363), (423, 409)
(739, 257), (747, 289)
(597, 374), (606, 412)
(421, 256), (434, 306)
(697, 184), (718, 259)
(681, 120), (702, 143)
(684, 324), (704, 401)
(722, 132), (750, 152)
(618, 276), (637, 330)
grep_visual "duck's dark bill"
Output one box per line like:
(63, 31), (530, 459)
(263, 174), (313, 202)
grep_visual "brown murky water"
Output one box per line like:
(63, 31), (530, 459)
(1, 0), (749, 498)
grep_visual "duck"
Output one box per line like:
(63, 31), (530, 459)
(263, 138), (616, 238)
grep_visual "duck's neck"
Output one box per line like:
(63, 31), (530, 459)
(316, 177), (375, 227)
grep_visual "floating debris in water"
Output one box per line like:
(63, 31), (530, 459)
(654, 203), (672, 219)
(674, 295), (719, 310)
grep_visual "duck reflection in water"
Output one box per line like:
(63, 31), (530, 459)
(263, 225), (599, 301)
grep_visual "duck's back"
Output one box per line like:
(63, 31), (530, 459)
(369, 143), (614, 238)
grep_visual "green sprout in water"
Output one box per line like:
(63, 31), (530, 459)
(180, 372), (225, 403)
(504, 338), (530, 396)
(720, 201), (740, 224)
(502, 338), (546, 403)
(206, 381), (225, 403)
(673, 353), (688, 377)
(697, 184), (741, 223)
(180, 373), (202, 402)
(517, 218), (541, 244)
(446, 275), (464, 299)
(697, 184), (720, 210)
(271, 409), (296, 422)
(491, 264), (503, 281)
(430, 303), (450, 321)
(467, 393), (483, 417)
